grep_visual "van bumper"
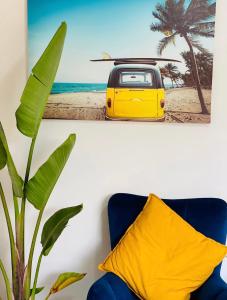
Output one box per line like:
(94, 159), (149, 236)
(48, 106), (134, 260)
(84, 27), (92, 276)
(105, 114), (166, 122)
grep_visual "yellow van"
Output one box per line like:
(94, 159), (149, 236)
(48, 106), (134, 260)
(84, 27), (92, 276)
(91, 58), (180, 121)
(105, 64), (165, 121)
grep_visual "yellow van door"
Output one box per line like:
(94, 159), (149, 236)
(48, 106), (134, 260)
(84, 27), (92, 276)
(113, 88), (158, 118)
(113, 70), (158, 118)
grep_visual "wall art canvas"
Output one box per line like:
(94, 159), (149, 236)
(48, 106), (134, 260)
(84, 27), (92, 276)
(28, 0), (216, 123)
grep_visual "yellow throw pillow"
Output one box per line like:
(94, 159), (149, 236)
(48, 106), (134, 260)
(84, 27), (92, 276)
(99, 194), (227, 300)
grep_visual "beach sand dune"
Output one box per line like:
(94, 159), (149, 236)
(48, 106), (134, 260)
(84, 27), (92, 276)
(44, 87), (211, 123)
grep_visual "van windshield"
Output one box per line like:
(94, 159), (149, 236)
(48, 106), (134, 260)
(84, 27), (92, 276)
(119, 71), (154, 87)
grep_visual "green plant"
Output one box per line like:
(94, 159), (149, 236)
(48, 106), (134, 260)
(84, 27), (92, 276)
(0, 22), (85, 300)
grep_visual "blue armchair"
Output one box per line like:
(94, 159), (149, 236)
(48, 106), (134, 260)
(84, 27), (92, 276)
(87, 194), (227, 300)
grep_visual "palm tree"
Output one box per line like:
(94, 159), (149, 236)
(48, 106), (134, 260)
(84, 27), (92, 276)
(172, 71), (183, 87)
(181, 51), (213, 88)
(150, 0), (216, 114)
(163, 63), (179, 88)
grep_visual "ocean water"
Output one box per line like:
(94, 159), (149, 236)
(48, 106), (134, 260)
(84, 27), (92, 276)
(51, 82), (107, 94)
(51, 82), (177, 94)
(164, 83), (178, 89)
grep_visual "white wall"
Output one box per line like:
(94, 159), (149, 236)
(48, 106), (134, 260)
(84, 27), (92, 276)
(0, 0), (227, 299)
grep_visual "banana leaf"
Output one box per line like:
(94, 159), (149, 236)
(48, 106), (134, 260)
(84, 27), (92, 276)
(0, 123), (23, 197)
(26, 134), (76, 210)
(15, 22), (67, 138)
(47, 272), (86, 297)
(41, 205), (83, 255)
(0, 138), (6, 169)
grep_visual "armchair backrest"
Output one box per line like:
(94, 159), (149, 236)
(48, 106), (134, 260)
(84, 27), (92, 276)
(108, 194), (227, 275)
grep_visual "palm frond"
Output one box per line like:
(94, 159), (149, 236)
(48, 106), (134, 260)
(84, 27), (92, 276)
(178, 0), (186, 8)
(185, 0), (216, 25)
(152, 11), (167, 24)
(157, 33), (177, 55)
(155, 3), (170, 22)
(150, 22), (170, 33)
(152, 1), (189, 34)
(188, 36), (209, 53)
(186, 0), (210, 14)
(194, 21), (215, 30)
(190, 20), (215, 37)
(164, 62), (179, 73)
(188, 28), (214, 38)
(173, 0), (186, 15)
(209, 2), (216, 15)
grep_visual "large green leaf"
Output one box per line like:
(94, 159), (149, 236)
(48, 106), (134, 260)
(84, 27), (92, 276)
(41, 205), (82, 255)
(15, 22), (67, 138)
(0, 123), (23, 197)
(26, 134), (76, 210)
(47, 272), (86, 298)
(0, 138), (7, 169)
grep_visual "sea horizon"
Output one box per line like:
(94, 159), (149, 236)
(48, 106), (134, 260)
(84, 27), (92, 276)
(51, 82), (107, 94)
(51, 82), (176, 94)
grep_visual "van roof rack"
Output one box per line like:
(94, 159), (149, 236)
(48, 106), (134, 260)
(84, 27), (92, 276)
(114, 60), (158, 66)
(90, 57), (181, 66)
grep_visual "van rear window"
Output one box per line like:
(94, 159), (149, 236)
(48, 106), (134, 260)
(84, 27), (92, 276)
(119, 71), (154, 87)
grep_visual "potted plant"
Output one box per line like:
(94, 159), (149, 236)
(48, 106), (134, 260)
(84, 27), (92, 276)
(0, 22), (85, 300)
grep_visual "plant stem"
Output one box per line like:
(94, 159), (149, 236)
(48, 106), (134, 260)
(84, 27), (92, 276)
(0, 259), (13, 300)
(20, 136), (37, 264)
(24, 209), (44, 299)
(0, 183), (17, 292)
(45, 292), (51, 300)
(31, 252), (43, 300)
(13, 195), (19, 223)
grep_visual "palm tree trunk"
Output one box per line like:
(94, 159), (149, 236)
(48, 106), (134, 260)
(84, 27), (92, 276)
(183, 34), (209, 114)
(169, 73), (174, 88)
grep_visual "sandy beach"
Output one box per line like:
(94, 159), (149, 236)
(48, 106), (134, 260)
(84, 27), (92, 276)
(44, 87), (211, 123)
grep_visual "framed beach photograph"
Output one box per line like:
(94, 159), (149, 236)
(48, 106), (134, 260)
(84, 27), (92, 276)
(28, 0), (216, 123)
